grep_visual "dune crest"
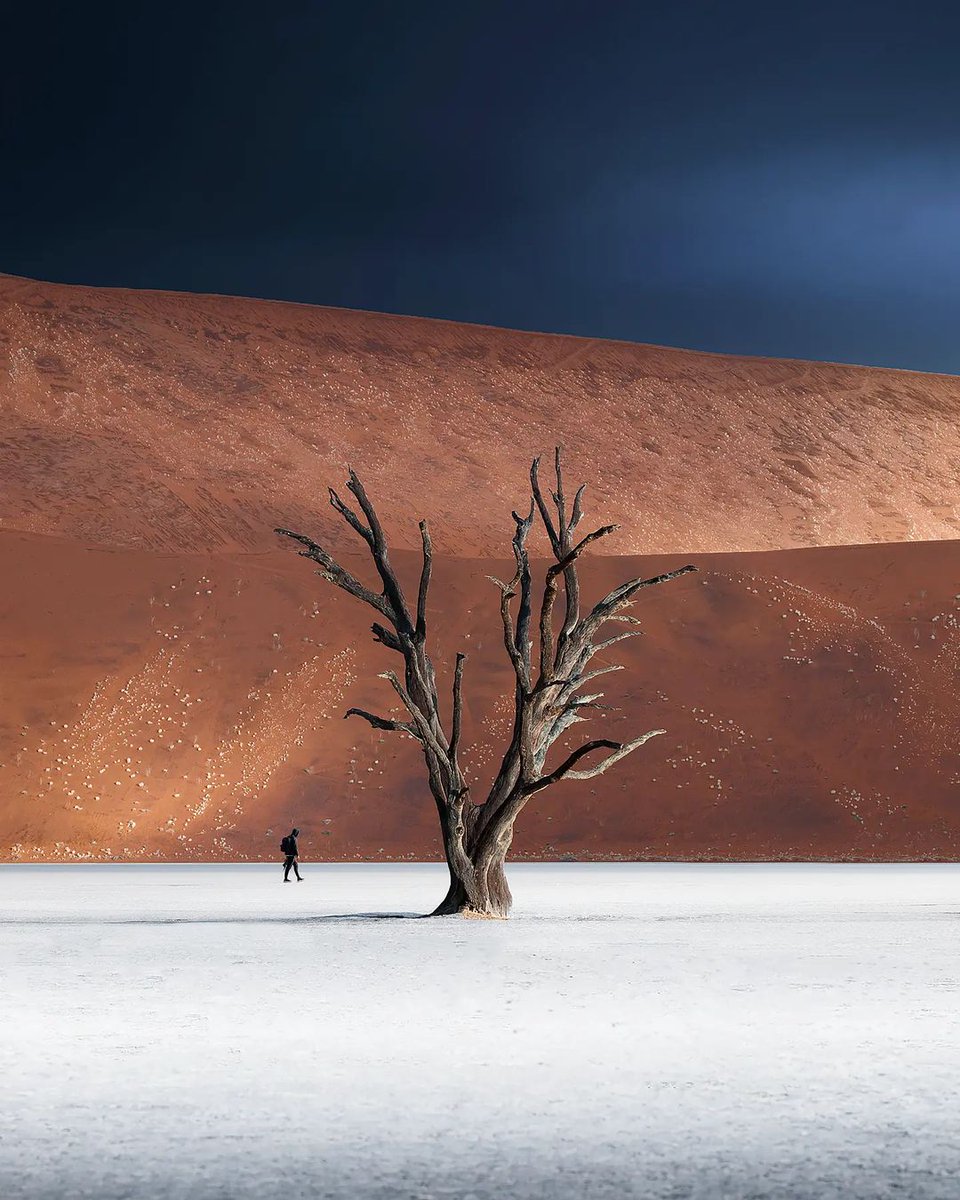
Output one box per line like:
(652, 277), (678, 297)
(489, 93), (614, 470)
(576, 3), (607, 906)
(3, 273), (959, 556)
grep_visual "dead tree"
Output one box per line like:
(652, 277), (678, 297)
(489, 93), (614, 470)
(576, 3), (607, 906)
(276, 449), (695, 917)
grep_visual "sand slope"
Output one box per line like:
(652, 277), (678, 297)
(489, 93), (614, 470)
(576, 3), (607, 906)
(2, 531), (958, 862)
(3, 273), (960, 556)
(2, 274), (959, 861)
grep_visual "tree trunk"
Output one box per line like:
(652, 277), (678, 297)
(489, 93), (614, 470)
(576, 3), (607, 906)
(474, 851), (512, 917)
(429, 842), (513, 918)
(430, 872), (470, 916)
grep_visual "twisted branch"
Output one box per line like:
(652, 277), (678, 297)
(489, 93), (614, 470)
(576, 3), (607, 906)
(345, 708), (419, 738)
(525, 729), (666, 794)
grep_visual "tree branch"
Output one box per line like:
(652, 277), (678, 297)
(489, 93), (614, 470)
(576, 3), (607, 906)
(560, 729), (666, 779)
(523, 738), (618, 793)
(274, 528), (392, 617)
(371, 622), (403, 652)
(530, 455), (561, 556)
(416, 520), (432, 642)
(345, 708), (419, 738)
(328, 487), (373, 544)
(537, 523), (619, 684)
(525, 729), (666, 793)
(548, 449), (598, 670)
(489, 574), (527, 684)
(512, 503), (535, 686)
(566, 692), (607, 710)
(345, 469), (387, 546)
(450, 652), (466, 770)
(570, 483), (586, 531)
(345, 470), (414, 633)
(551, 445), (567, 534)
(379, 672), (449, 762)
(581, 564), (698, 640)
(586, 628), (646, 659)
(490, 502), (536, 691)
(568, 663), (625, 688)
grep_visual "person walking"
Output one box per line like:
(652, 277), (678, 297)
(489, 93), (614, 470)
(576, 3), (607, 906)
(281, 827), (303, 882)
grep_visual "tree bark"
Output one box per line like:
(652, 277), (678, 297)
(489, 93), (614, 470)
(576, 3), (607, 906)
(475, 848), (512, 917)
(430, 841), (513, 918)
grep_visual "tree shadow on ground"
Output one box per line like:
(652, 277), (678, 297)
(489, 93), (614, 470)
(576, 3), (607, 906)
(0, 912), (429, 926)
(144, 911), (428, 925)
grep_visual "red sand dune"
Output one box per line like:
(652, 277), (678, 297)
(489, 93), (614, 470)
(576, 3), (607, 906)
(3, 273), (960, 555)
(2, 274), (959, 862)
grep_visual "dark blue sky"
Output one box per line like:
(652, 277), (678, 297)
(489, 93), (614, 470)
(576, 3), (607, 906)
(4, 1), (960, 371)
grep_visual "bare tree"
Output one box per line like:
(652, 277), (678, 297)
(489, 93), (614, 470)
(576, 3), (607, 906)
(276, 449), (695, 917)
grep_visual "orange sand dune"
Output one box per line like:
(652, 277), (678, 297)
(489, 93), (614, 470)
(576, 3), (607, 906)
(3, 274), (959, 862)
(2, 531), (958, 862)
(2, 273), (959, 557)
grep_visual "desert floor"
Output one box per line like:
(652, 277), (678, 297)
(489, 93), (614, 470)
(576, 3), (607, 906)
(2, 863), (958, 1199)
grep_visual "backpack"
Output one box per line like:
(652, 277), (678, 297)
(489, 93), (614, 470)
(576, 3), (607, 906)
(280, 835), (294, 855)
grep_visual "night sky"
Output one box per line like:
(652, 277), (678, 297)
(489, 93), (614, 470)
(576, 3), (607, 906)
(3, 1), (960, 372)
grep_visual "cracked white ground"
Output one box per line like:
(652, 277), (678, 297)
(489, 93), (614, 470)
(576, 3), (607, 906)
(1, 863), (958, 1199)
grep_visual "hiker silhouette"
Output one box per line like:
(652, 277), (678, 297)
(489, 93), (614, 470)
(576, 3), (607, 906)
(281, 827), (302, 882)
